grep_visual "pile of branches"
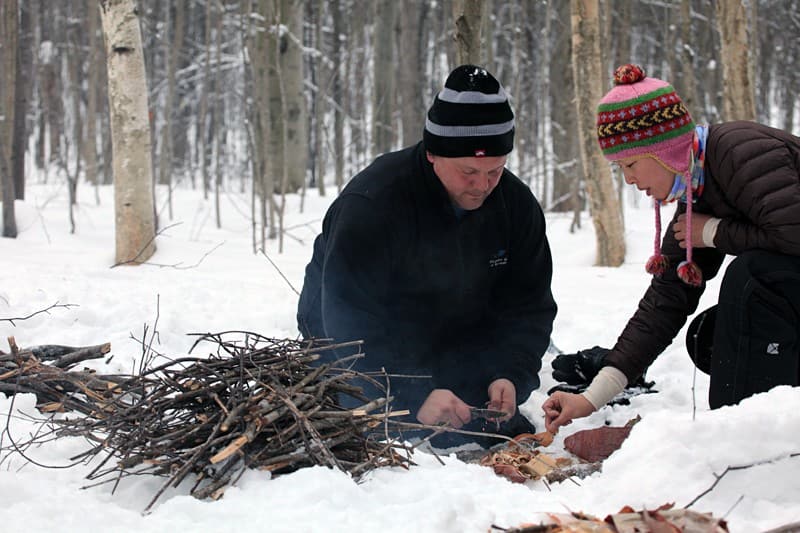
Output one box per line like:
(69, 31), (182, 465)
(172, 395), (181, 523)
(0, 333), (416, 511)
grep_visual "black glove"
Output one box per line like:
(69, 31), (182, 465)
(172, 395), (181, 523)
(548, 345), (656, 405)
(551, 345), (609, 385)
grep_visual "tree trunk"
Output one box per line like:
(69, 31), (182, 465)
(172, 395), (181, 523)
(266, 2), (282, 240)
(677, 0), (699, 119)
(42, 4), (63, 172)
(311, 0), (326, 197)
(481, 0), (492, 69)
(612, 0), (631, 78)
(214, 8), (223, 230)
(12, 0), (31, 202)
(85, 0), (100, 197)
(1, 0), (18, 238)
(198, 0), (212, 198)
(264, 0), (306, 196)
(350, 1), (368, 171)
(716, 0), (756, 121)
(66, 9), (84, 232)
(245, 0), (272, 249)
(331, 0), (344, 193)
(372, 0), (395, 156)
(570, 0), (625, 267)
(512, 0), (529, 187)
(284, 0), (307, 193)
(550, 1), (578, 215)
(157, 1), (185, 220)
(452, 0), (484, 66)
(398, 0), (425, 148)
(99, 0), (157, 265)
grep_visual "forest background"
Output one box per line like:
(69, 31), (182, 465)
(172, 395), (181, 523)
(1, 2), (800, 530)
(1, 0), (798, 262)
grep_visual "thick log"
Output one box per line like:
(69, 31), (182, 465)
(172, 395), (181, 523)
(0, 343), (111, 368)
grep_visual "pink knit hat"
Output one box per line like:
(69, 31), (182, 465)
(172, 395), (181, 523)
(596, 64), (701, 287)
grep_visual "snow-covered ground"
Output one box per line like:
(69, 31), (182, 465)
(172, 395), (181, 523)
(1, 182), (798, 532)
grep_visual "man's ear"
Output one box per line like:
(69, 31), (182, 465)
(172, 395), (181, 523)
(426, 151), (436, 164)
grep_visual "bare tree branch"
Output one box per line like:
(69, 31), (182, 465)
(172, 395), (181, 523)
(685, 452), (800, 509)
(0, 302), (78, 327)
(259, 249), (300, 296)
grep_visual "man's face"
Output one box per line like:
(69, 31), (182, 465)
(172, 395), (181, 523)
(427, 153), (507, 210)
(615, 156), (675, 201)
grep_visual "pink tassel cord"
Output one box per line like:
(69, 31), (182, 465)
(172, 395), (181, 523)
(677, 171), (702, 287)
(645, 200), (668, 276)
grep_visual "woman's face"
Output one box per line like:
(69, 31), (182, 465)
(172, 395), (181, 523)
(616, 156), (675, 201)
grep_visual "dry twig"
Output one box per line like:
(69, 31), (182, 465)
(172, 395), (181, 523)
(0, 302), (78, 327)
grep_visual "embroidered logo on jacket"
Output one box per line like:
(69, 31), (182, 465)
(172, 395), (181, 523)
(489, 249), (508, 268)
(766, 342), (780, 355)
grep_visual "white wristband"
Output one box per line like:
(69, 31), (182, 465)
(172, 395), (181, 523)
(702, 217), (721, 248)
(581, 366), (628, 409)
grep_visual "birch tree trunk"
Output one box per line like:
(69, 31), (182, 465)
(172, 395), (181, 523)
(453, 0), (484, 66)
(264, 0), (306, 196)
(100, 0), (156, 265)
(570, 0), (625, 267)
(716, 0), (756, 121)
(1, 0), (18, 238)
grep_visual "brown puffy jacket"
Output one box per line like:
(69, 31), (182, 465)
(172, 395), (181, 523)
(605, 121), (800, 382)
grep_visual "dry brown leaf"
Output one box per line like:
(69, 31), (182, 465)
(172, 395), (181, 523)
(491, 463), (529, 484)
(564, 426), (633, 462)
(505, 506), (728, 533)
(511, 431), (555, 447)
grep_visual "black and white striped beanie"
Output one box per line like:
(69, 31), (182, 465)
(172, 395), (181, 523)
(423, 64), (515, 158)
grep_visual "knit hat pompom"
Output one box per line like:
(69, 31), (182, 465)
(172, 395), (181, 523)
(424, 64), (515, 158)
(677, 260), (703, 287)
(613, 64), (647, 85)
(646, 254), (669, 277)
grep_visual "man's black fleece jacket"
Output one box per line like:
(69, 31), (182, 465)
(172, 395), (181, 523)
(297, 142), (557, 412)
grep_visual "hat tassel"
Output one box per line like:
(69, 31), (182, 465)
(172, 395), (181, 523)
(676, 177), (703, 287)
(645, 200), (668, 276)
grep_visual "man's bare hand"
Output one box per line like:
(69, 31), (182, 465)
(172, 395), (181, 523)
(542, 391), (596, 434)
(487, 378), (516, 422)
(417, 389), (472, 428)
